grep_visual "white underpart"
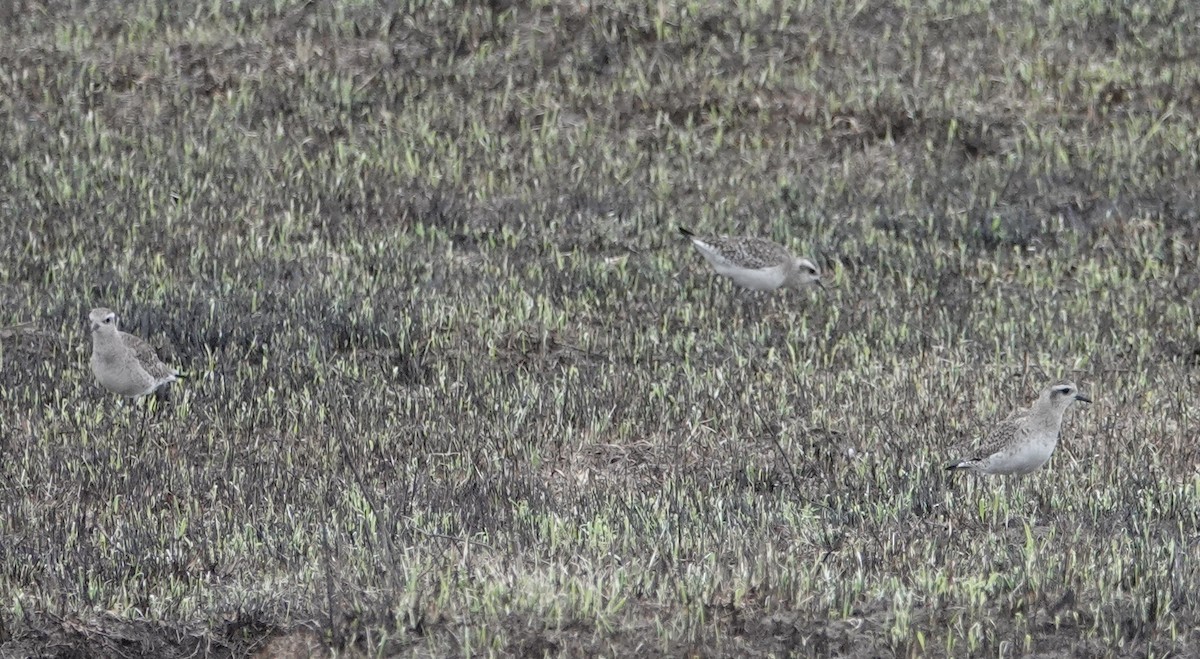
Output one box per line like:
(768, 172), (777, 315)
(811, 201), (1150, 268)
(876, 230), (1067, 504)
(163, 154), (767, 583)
(715, 263), (788, 291)
(985, 435), (1056, 475)
(690, 239), (787, 291)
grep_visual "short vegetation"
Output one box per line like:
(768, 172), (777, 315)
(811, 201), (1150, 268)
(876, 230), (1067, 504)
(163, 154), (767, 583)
(1, 1), (1197, 656)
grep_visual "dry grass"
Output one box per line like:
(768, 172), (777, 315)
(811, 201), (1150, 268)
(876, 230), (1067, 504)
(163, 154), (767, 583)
(1, 1), (1198, 656)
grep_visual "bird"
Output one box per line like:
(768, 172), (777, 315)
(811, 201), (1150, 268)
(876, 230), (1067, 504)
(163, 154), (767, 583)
(678, 226), (823, 291)
(945, 381), (1091, 476)
(88, 307), (182, 400)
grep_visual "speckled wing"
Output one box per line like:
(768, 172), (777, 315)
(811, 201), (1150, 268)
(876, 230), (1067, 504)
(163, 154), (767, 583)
(120, 331), (176, 380)
(693, 236), (790, 270)
(962, 409), (1030, 461)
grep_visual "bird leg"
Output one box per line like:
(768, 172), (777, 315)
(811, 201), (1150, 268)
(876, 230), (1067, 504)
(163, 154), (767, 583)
(136, 398), (151, 447)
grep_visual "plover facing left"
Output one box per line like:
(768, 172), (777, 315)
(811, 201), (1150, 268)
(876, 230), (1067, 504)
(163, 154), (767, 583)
(679, 226), (823, 291)
(945, 381), (1091, 476)
(88, 307), (181, 399)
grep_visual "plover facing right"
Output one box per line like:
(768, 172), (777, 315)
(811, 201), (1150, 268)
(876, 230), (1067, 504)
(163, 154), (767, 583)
(679, 226), (823, 291)
(945, 381), (1091, 476)
(88, 307), (181, 399)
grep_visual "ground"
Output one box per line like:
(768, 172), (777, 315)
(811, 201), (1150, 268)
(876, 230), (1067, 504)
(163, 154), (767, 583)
(1, 1), (1198, 657)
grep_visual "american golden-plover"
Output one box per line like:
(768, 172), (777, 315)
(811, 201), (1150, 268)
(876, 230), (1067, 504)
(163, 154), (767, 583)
(945, 381), (1091, 476)
(678, 226), (823, 291)
(88, 307), (181, 399)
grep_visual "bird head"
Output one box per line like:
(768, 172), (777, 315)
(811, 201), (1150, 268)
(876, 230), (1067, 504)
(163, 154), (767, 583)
(89, 308), (118, 334)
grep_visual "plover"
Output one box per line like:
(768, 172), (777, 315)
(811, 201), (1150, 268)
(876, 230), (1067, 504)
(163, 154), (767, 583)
(88, 307), (181, 399)
(678, 226), (823, 291)
(945, 381), (1091, 476)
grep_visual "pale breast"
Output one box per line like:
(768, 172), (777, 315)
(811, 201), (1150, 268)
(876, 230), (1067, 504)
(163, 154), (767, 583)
(719, 264), (788, 291)
(91, 349), (158, 397)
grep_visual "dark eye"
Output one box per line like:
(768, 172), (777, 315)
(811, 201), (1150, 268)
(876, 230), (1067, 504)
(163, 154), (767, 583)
(807, 266), (818, 275)
(1056, 387), (1071, 396)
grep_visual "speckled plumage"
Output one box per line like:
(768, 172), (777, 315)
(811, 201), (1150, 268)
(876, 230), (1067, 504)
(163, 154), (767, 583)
(89, 307), (180, 398)
(679, 226), (822, 291)
(945, 381), (1091, 476)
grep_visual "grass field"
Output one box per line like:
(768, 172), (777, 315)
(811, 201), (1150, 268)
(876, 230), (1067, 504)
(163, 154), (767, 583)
(1, 1), (1198, 656)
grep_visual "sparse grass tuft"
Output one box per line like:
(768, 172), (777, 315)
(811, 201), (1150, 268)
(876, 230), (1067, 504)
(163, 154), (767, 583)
(2, 0), (1199, 656)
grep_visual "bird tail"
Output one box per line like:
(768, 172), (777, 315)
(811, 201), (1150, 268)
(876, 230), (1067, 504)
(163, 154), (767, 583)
(678, 226), (696, 238)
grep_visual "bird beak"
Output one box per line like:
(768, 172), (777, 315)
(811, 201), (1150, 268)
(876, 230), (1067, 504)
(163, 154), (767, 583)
(1075, 393), (1092, 403)
(90, 322), (99, 332)
(815, 278), (827, 290)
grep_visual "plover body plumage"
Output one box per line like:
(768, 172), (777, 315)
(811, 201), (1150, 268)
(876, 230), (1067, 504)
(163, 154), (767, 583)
(945, 381), (1090, 476)
(88, 307), (180, 399)
(679, 226), (823, 291)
